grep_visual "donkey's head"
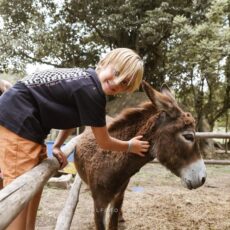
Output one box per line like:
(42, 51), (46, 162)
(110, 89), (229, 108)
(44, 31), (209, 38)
(142, 81), (206, 189)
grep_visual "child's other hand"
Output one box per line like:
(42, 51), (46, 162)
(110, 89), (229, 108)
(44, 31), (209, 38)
(128, 136), (150, 157)
(52, 147), (68, 169)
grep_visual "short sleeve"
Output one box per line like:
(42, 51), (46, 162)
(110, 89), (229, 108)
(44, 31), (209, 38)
(74, 85), (106, 127)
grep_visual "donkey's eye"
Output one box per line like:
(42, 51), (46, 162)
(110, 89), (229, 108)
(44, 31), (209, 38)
(183, 133), (194, 142)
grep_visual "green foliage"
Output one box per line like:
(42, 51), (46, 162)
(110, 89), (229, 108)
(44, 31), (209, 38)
(0, 0), (195, 85)
(166, 0), (230, 129)
(0, 0), (229, 129)
(0, 0), (106, 71)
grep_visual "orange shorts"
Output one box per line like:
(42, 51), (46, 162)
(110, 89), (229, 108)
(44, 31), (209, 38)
(0, 125), (47, 186)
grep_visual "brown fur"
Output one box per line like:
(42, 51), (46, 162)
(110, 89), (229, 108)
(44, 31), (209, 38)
(74, 82), (202, 230)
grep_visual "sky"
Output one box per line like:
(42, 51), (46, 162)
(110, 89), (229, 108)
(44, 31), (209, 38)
(26, 63), (54, 75)
(0, 17), (3, 30)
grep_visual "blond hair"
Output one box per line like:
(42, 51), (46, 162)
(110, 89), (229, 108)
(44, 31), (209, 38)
(96, 48), (144, 92)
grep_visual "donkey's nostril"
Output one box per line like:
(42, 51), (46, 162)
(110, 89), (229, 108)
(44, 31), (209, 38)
(201, 177), (206, 185)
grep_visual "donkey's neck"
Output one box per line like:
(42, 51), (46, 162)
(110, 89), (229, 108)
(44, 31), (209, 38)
(108, 102), (156, 140)
(107, 102), (157, 179)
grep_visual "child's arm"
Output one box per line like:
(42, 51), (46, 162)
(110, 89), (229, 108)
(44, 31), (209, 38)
(91, 126), (149, 157)
(52, 128), (75, 168)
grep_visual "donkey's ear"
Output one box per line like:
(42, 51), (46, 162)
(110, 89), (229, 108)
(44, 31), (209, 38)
(161, 84), (176, 102)
(142, 80), (156, 103)
(142, 80), (171, 110)
(142, 80), (177, 113)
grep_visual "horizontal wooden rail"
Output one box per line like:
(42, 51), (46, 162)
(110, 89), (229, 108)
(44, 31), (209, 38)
(195, 132), (230, 139)
(150, 159), (230, 165)
(0, 135), (81, 230)
(203, 159), (230, 165)
(216, 150), (230, 154)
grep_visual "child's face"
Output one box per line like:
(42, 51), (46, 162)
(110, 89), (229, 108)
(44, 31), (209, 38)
(97, 65), (129, 95)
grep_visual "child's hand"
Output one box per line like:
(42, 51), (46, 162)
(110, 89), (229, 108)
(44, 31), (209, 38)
(128, 136), (150, 157)
(0, 79), (12, 92)
(52, 147), (68, 169)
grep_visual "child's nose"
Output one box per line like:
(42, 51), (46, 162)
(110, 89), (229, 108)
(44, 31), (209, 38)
(109, 79), (118, 87)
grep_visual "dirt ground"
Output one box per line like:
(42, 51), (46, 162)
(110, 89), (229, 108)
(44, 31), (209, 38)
(36, 163), (230, 230)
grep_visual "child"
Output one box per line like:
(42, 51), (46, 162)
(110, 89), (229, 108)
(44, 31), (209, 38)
(0, 48), (149, 230)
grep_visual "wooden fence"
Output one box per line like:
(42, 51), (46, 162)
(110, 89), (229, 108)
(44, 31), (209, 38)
(195, 132), (230, 139)
(0, 132), (229, 230)
(0, 135), (81, 230)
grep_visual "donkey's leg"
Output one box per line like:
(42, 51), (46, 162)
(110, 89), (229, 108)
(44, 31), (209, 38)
(93, 198), (108, 230)
(108, 193), (125, 230)
(108, 181), (129, 230)
(118, 207), (125, 223)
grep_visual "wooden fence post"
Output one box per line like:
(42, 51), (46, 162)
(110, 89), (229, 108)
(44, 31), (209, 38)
(55, 174), (82, 230)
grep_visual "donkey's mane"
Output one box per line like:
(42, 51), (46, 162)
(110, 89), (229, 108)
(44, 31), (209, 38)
(108, 101), (156, 132)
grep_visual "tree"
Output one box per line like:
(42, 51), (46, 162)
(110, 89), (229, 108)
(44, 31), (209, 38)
(0, 0), (107, 72)
(166, 0), (230, 130)
(0, 0), (229, 130)
(0, 0), (209, 87)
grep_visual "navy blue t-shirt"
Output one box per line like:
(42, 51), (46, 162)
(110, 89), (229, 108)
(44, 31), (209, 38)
(0, 68), (106, 144)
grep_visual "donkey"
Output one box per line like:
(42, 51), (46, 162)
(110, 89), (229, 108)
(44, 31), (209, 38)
(74, 81), (206, 230)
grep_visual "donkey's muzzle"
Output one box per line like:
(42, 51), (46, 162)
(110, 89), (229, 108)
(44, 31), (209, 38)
(180, 159), (207, 189)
